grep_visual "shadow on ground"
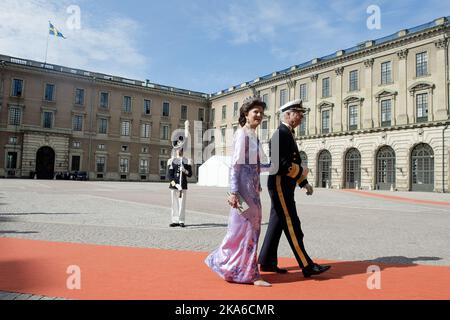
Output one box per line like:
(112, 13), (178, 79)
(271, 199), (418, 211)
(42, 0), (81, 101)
(262, 256), (443, 284)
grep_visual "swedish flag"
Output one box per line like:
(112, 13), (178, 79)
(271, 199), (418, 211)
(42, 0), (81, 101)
(49, 21), (66, 39)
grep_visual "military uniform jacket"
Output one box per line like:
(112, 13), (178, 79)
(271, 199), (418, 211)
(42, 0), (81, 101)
(267, 123), (309, 191)
(168, 157), (193, 190)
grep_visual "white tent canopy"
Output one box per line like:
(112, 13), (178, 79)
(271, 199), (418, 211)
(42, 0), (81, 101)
(197, 156), (231, 187)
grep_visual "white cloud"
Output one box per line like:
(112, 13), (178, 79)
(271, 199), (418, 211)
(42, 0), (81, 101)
(0, 0), (148, 80)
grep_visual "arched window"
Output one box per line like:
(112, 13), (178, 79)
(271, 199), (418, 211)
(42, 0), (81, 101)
(345, 148), (361, 189)
(376, 146), (396, 190)
(317, 150), (332, 188)
(411, 143), (434, 192)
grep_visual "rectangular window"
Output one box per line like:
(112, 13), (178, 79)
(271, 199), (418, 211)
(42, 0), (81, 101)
(9, 136), (18, 145)
(119, 158), (129, 173)
(233, 102), (239, 118)
(73, 141), (81, 148)
(98, 118), (108, 134)
(71, 156), (81, 172)
(299, 118), (306, 136)
(322, 78), (330, 98)
(198, 108), (205, 121)
(261, 120), (269, 140)
(299, 84), (307, 101)
(221, 127), (226, 144)
(349, 70), (358, 92)
(140, 159), (149, 174)
(45, 84), (55, 101)
(121, 121), (130, 136)
(222, 105), (227, 120)
(100, 92), (109, 108)
(321, 110), (330, 134)
(43, 112), (53, 129)
(162, 102), (170, 117)
(349, 105), (358, 130)
(96, 157), (106, 173)
(75, 88), (85, 105)
(72, 115), (83, 131)
(144, 99), (151, 115)
(381, 62), (392, 84)
(262, 93), (269, 107)
(181, 105), (188, 120)
(12, 79), (23, 97)
(416, 93), (428, 122)
(211, 109), (215, 122)
(161, 125), (169, 140)
(98, 144), (105, 150)
(6, 152), (17, 169)
(141, 123), (151, 138)
(123, 96), (132, 113)
(9, 107), (22, 126)
(381, 100), (392, 127)
(280, 89), (287, 107)
(233, 125), (238, 134)
(416, 52), (428, 77)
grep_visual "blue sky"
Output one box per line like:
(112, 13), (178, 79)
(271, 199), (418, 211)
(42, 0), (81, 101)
(1, 0), (449, 93)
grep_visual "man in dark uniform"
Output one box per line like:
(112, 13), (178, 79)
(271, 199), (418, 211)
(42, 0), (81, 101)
(258, 99), (331, 278)
(168, 146), (193, 228)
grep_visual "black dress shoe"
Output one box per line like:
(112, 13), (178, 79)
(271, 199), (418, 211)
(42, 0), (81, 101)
(180, 223), (186, 228)
(302, 264), (331, 278)
(169, 223), (180, 227)
(260, 265), (288, 274)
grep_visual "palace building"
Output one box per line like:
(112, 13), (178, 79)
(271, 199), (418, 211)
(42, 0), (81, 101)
(210, 16), (450, 193)
(1, 16), (450, 192)
(0, 55), (209, 181)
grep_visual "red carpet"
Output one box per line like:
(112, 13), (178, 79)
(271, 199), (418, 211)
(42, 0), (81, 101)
(1, 238), (450, 300)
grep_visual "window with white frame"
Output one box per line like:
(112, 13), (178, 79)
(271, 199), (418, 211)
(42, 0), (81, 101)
(45, 84), (55, 101)
(348, 105), (358, 130)
(198, 108), (205, 121)
(123, 96), (132, 113)
(280, 89), (287, 106)
(321, 110), (330, 134)
(75, 88), (85, 105)
(322, 78), (330, 98)
(381, 61), (392, 84)
(416, 52), (428, 77)
(181, 105), (188, 120)
(222, 105), (227, 120)
(73, 115), (83, 131)
(6, 152), (18, 169)
(416, 93), (428, 122)
(140, 159), (149, 174)
(96, 157), (106, 173)
(262, 94), (269, 107)
(100, 92), (109, 108)
(233, 102), (239, 118)
(261, 120), (269, 140)
(121, 121), (131, 136)
(12, 79), (23, 97)
(9, 107), (22, 126)
(141, 123), (151, 138)
(119, 158), (129, 173)
(98, 144), (105, 150)
(299, 84), (307, 101)
(162, 102), (170, 117)
(211, 109), (215, 122)
(9, 136), (18, 145)
(144, 99), (151, 115)
(349, 70), (358, 92)
(98, 118), (108, 134)
(381, 99), (392, 127)
(73, 141), (81, 148)
(43, 111), (53, 129)
(161, 125), (169, 140)
(299, 117), (306, 136)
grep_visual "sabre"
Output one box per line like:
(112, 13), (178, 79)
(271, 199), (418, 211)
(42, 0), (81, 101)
(178, 120), (190, 198)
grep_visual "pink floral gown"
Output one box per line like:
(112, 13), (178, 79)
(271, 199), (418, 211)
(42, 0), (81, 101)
(205, 127), (264, 283)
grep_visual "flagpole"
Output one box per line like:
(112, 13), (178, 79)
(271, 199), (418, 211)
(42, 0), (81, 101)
(44, 21), (50, 66)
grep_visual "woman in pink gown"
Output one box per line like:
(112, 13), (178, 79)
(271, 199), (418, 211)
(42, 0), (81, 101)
(205, 96), (271, 287)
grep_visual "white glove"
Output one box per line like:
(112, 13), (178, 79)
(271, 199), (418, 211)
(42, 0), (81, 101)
(305, 183), (314, 196)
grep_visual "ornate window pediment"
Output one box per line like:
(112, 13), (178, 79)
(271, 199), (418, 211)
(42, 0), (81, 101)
(408, 82), (435, 96)
(343, 96), (364, 105)
(375, 89), (397, 102)
(318, 101), (334, 110)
